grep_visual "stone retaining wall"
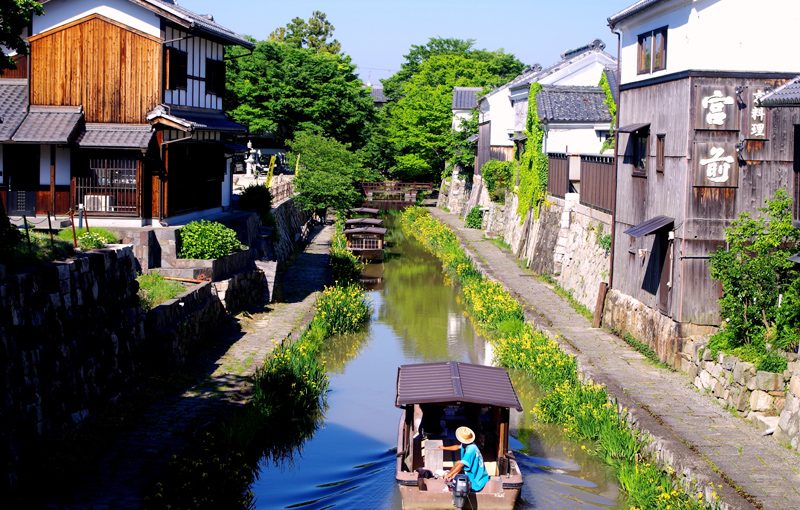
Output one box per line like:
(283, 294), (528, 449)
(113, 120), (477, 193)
(271, 198), (313, 263)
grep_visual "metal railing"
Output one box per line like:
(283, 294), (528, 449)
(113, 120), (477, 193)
(73, 161), (139, 217)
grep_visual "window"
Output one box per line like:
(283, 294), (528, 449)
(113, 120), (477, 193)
(638, 27), (667, 74)
(632, 130), (649, 176)
(165, 47), (188, 91)
(206, 58), (225, 96)
(656, 134), (665, 173)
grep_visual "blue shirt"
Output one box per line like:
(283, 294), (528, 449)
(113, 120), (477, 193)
(459, 443), (489, 492)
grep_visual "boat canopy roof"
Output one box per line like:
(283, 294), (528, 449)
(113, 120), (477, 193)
(350, 207), (380, 215)
(395, 361), (522, 411)
(345, 227), (387, 235)
(345, 218), (384, 226)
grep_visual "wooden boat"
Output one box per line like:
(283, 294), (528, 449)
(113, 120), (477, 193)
(344, 217), (384, 229)
(349, 207), (381, 218)
(344, 226), (387, 261)
(395, 362), (524, 510)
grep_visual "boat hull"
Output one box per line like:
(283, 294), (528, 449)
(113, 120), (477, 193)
(398, 478), (521, 510)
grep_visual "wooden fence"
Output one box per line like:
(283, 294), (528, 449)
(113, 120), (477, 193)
(547, 153), (569, 198)
(271, 181), (294, 203)
(579, 155), (615, 213)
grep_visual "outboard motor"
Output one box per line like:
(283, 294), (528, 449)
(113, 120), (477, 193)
(451, 474), (470, 509)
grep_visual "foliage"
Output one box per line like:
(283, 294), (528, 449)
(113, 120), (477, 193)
(356, 105), (396, 176)
(268, 10), (341, 54)
(597, 233), (612, 253)
(238, 183), (274, 225)
(381, 38), (524, 181)
(448, 110), (480, 175)
(464, 207), (483, 229)
(137, 273), (186, 311)
(57, 227), (118, 245)
(517, 82), (548, 221)
(709, 190), (800, 361)
(330, 218), (365, 284)
(289, 132), (379, 213)
(77, 231), (108, 250)
(538, 273), (593, 321)
(0, 207), (21, 263)
(313, 285), (371, 335)
(400, 207), (707, 510)
(226, 40), (374, 147)
(0, 1), (43, 72)
(3, 231), (73, 266)
(481, 160), (515, 203)
(178, 220), (244, 260)
(774, 276), (800, 352)
(599, 72), (617, 152)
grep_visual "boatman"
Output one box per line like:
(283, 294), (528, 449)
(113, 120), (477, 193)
(440, 426), (489, 492)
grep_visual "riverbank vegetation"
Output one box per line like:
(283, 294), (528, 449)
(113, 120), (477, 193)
(136, 274), (186, 311)
(330, 217), (366, 284)
(400, 206), (712, 510)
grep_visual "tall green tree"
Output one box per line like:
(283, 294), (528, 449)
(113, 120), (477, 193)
(383, 47), (524, 182)
(1, 0), (42, 71)
(290, 132), (380, 213)
(226, 41), (374, 147)
(269, 11), (341, 54)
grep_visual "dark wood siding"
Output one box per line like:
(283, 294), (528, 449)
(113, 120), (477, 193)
(580, 155), (615, 213)
(546, 153), (568, 198)
(0, 54), (27, 78)
(476, 122), (491, 174)
(29, 14), (161, 123)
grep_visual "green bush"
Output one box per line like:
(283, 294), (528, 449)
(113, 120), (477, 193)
(238, 183), (274, 225)
(78, 231), (107, 250)
(481, 160), (514, 203)
(178, 220), (244, 259)
(314, 284), (371, 335)
(137, 273), (186, 310)
(57, 227), (118, 245)
(465, 207), (483, 229)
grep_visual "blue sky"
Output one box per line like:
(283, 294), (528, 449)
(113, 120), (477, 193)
(180, 0), (636, 83)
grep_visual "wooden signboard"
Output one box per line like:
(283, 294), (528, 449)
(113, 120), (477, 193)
(693, 142), (739, 188)
(742, 85), (770, 140)
(694, 85), (739, 131)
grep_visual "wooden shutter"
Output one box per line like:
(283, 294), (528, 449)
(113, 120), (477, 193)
(166, 47), (188, 91)
(205, 59), (225, 96)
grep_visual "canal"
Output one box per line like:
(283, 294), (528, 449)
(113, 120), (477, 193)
(251, 221), (623, 509)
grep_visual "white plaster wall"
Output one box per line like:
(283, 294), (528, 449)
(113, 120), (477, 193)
(39, 146), (49, 185)
(221, 163), (232, 208)
(37, 146), (70, 186)
(452, 109), (473, 131)
(164, 26), (225, 110)
(486, 88), (514, 147)
(544, 125), (607, 155)
(540, 59), (612, 86)
(617, 0), (800, 85)
(33, 0), (161, 38)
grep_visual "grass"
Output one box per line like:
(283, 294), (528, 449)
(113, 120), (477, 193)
(615, 330), (673, 370)
(486, 235), (512, 252)
(6, 231), (74, 265)
(537, 273), (593, 321)
(57, 227), (118, 245)
(137, 273), (187, 310)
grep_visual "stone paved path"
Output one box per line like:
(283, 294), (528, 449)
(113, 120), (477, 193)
(51, 224), (333, 509)
(430, 207), (800, 510)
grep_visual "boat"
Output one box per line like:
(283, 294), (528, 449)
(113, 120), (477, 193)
(344, 217), (384, 229)
(349, 206), (381, 218)
(395, 362), (524, 510)
(344, 226), (387, 261)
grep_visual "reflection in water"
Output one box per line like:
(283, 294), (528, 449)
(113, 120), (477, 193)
(251, 217), (623, 509)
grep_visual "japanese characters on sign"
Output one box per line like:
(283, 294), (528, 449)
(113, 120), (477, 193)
(744, 87), (769, 140)
(693, 142), (738, 188)
(695, 85), (739, 131)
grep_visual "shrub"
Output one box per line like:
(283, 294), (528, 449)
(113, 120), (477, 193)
(178, 220), (244, 259)
(330, 218), (365, 284)
(137, 273), (186, 310)
(57, 227), (118, 245)
(480, 160), (514, 203)
(314, 285), (371, 335)
(238, 183), (274, 225)
(77, 231), (107, 250)
(464, 207), (483, 229)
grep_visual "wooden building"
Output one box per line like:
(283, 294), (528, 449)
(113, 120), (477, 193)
(0, 0), (253, 225)
(607, 0), (800, 332)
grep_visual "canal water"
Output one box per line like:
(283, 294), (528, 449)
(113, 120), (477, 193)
(251, 223), (623, 509)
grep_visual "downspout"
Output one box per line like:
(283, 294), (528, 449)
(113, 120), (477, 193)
(608, 27), (622, 291)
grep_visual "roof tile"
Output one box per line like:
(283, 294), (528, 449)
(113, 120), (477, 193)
(0, 80), (28, 142)
(12, 105), (83, 143)
(536, 85), (612, 123)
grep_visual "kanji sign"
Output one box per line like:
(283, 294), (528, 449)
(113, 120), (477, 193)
(693, 142), (739, 188)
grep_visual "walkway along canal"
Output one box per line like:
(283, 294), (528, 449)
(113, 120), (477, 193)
(198, 217), (625, 509)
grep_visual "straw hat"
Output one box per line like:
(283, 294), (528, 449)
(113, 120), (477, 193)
(456, 426), (475, 445)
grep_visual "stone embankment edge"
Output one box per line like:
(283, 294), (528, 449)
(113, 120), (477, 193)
(438, 215), (756, 510)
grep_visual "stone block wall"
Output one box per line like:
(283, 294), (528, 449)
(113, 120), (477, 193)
(271, 198), (313, 263)
(0, 246), (146, 490)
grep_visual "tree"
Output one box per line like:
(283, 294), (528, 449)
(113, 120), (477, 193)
(449, 110), (479, 174)
(269, 11), (341, 54)
(226, 41), (374, 147)
(383, 49), (523, 181)
(289, 132), (380, 214)
(0, 0), (42, 71)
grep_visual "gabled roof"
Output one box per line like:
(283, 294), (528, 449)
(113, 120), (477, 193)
(345, 218), (384, 227)
(395, 362), (522, 411)
(608, 0), (667, 28)
(0, 80), (29, 142)
(40, 0), (254, 48)
(370, 86), (388, 104)
(12, 105), (84, 143)
(758, 75), (800, 107)
(604, 66), (619, 105)
(77, 123), (153, 149)
(452, 87), (482, 110)
(147, 104), (247, 133)
(536, 86), (611, 124)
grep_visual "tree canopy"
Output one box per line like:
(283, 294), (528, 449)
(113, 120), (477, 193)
(226, 40), (374, 147)
(380, 40), (524, 181)
(269, 11), (341, 54)
(0, 0), (42, 71)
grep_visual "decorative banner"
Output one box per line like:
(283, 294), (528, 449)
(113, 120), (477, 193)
(693, 142), (739, 188)
(694, 85), (739, 131)
(743, 85), (770, 140)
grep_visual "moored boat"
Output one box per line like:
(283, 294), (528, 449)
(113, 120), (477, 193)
(395, 361), (524, 509)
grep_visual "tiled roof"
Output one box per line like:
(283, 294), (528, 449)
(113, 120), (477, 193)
(506, 40), (615, 94)
(147, 104), (247, 133)
(370, 86), (388, 104)
(608, 0), (666, 27)
(0, 79), (29, 142)
(758, 75), (800, 107)
(452, 87), (482, 110)
(536, 86), (611, 123)
(604, 66), (619, 105)
(40, 0), (254, 48)
(12, 105), (83, 143)
(77, 123), (153, 149)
